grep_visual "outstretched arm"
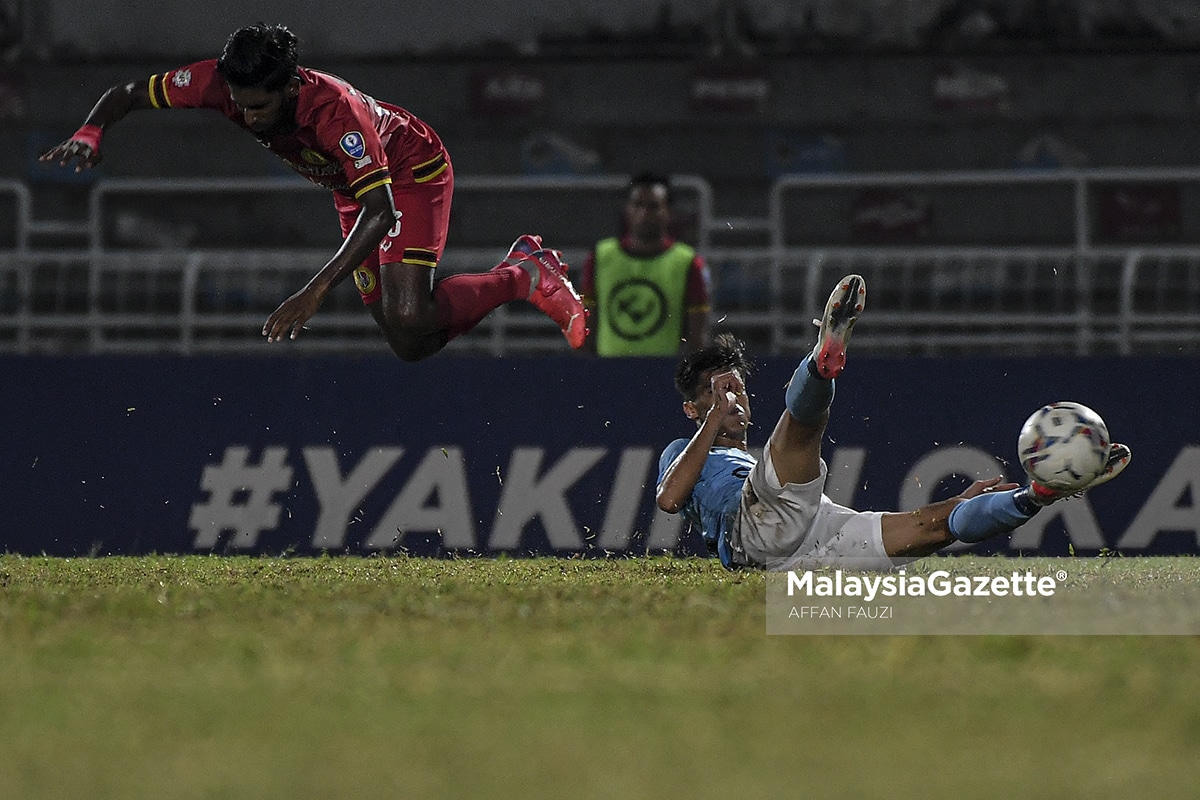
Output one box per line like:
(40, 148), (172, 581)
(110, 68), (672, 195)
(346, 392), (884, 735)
(39, 79), (154, 171)
(262, 184), (397, 342)
(655, 370), (745, 513)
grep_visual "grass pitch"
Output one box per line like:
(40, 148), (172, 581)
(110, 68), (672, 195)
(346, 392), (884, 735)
(1, 554), (1198, 799)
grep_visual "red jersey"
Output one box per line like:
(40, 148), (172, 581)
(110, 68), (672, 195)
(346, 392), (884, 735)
(146, 59), (448, 202)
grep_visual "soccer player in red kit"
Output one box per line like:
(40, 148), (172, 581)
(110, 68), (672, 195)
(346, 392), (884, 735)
(40, 23), (586, 360)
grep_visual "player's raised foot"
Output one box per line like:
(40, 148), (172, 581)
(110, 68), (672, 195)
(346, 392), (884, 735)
(499, 234), (543, 267)
(520, 247), (587, 349)
(1029, 443), (1132, 506)
(811, 273), (866, 379)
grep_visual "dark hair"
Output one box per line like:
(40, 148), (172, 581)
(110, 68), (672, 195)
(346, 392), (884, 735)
(628, 171), (672, 204)
(674, 333), (754, 400)
(217, 23), (299, 91)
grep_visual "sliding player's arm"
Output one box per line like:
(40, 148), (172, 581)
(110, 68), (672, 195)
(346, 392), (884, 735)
(656, 372), (743, 513)
(39, 79), (155, 171)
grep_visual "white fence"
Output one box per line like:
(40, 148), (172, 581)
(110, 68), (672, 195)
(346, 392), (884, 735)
(3, 171), (1200, 356)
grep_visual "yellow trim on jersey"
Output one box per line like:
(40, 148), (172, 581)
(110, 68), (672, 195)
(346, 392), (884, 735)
(147, 73), (174, 109)
(414, 161), (448, 184)
(148, 74), (162, 109)
(353, 176), (392, 198)
(412, 152), (448, 183)
(350, 167), (391, 198)
(412, 153), (444, 171)
(401, 248), (439, 268)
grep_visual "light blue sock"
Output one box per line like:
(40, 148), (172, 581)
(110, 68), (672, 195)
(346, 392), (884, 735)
(948, 489), (1039, 543)
(785, 355), (833, 425)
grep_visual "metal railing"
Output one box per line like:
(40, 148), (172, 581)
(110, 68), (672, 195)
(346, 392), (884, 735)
(3, 171), (1200, 356)
(767, 167), (1200, 251)
(6, 245), (1200, 356)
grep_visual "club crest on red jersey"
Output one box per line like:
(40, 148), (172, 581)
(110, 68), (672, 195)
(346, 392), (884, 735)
(339, 132), (365, 159)
(353, 266), (377, 295)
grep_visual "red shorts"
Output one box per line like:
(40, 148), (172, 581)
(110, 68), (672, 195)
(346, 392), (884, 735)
(336, 153), (454, 305)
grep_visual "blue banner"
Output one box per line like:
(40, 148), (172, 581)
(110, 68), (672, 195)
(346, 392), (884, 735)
(1, 355), (1195, 557)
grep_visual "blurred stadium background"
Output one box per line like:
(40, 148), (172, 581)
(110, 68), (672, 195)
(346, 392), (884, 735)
(4, 0), (1200, 356)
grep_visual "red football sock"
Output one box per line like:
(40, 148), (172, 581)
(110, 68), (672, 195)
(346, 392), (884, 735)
(434, 264), (531, 340)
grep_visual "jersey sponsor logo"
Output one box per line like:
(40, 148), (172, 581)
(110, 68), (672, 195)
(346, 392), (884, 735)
(293, 163), (341, 177)
(340, 131), (366, 159)
(354, 155), (373, 169)
(300, 148), (331, 166)
(353, 266), (377, 296)
(608, 278), (669, 341)
(172, 69), (192, 88)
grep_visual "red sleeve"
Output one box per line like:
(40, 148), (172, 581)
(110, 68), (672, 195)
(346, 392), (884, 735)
(580, 250), (597, 308)
(306, 92), (392, 199)
(685, 254), (711, 311)
(147, 60), (230, 112)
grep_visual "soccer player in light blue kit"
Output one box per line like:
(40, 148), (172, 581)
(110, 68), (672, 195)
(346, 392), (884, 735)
(656, 274), (1132, 571)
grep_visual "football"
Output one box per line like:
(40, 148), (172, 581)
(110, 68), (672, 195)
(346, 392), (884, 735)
(1017, 402), (1110, 491)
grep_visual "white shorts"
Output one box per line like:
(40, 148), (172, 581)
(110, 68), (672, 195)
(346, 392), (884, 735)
(728, 447), (894, 572)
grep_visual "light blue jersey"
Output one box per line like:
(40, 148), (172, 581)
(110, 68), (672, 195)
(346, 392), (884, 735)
(657, 438), (757, 567)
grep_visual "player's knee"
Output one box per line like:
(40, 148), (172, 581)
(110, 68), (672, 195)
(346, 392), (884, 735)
(375, 298), (444, 361)
(379, 302), (425, 334)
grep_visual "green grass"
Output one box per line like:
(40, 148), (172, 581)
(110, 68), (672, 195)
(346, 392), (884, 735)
(1, 555), (1198, 799)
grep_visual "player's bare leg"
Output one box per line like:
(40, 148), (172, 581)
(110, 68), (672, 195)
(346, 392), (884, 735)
(765, 409), (828, 488)
(371, 261), (449, 362)
(879, 477), (1015, 559)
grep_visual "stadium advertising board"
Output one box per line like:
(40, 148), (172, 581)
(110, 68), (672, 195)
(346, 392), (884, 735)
(0, 355), (1195, 558)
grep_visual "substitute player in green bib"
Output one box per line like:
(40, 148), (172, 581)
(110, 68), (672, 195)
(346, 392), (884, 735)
(581, 173), (711, 356)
